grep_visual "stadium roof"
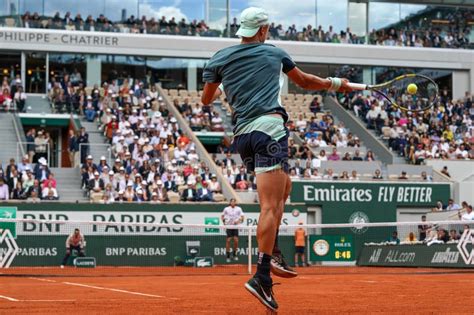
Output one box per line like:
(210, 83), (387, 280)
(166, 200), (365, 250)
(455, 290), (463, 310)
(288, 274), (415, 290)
(350, 0), (473, 7)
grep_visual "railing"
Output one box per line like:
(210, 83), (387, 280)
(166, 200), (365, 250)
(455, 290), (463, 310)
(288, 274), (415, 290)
(11, 113), (26, 158)
(78, 143), (112, 166)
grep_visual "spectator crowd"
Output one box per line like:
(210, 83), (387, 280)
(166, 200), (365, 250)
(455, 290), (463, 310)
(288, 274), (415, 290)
(346, 90), (473, 164)
(1, 76), (28, 112)
(70, 78), (226, 204)
(0, 155), (57, 201)
(3, 6), (468, 49)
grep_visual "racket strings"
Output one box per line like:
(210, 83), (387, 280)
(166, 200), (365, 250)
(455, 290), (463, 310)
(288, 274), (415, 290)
(381, 76), (438, 111)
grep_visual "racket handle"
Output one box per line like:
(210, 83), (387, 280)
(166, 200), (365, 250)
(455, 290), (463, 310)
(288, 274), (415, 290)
(347, 82), (368, 90)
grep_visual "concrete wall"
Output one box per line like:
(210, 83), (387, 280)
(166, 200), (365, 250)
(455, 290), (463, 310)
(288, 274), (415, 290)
(426, 160), (474, 205)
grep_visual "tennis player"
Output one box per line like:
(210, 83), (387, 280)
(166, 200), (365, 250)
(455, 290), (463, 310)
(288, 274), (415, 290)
(202, 7), (353, 311)
(221, 198), (245, 262)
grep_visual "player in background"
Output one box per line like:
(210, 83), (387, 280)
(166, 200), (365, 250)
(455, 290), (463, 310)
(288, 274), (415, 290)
(294, 222), (307, 267)
(60, 228), (86, 268)
(221, 198), (244, 262)
(202, 7), (353, 311)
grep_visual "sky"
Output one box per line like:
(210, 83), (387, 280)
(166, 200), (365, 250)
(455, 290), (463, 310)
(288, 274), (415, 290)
(11, 0), (429, 33)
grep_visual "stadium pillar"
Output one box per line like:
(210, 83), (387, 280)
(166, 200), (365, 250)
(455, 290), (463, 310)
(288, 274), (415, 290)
(452, 70), (470, 99)
(187, 63), (197, 91)
(86, 56), (102, 87)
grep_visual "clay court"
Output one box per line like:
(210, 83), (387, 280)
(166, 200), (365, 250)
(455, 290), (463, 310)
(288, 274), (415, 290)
(1, 266), (473, 314)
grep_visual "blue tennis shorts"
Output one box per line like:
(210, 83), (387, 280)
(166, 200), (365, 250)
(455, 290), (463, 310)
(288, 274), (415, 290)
(233, 116), (289, 174)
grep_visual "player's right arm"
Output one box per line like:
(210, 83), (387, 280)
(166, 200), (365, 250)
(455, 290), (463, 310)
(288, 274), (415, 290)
(286, 67), (352, 93)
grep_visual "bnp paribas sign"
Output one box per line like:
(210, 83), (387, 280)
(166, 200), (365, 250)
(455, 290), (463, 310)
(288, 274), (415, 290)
(291, 181), (450, 206)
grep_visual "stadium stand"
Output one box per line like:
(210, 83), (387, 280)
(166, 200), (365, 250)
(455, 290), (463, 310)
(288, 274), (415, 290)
(344, 91), (473, 163)
(1, 6), (471, 49)
(62, 79), (228, 203)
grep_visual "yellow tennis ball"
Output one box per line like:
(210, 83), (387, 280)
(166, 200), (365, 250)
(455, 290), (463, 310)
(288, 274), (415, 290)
(407, 83), (418, 95)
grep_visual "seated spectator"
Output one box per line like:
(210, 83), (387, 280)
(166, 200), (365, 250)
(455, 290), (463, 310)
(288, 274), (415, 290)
(446, 198), (461, 211)
(386, 231), (400, 244)
(350, 170), (360, 181)
(342, 152), (352, 161)
(449, 229), (460, 241)
(323, 168), (337, 180)
(327, 148), (340, 161)
(339, 171), (349, 179)
(211, 112), (224, 131)
(421, 171), (432, 182)
(42, 182), (59, 200)
(88, 171), (104, 201)
(208, 174), (222, 193)
(441, 166), (451, 177)
(197, 181), (213, 201)
(26, 190), (40, 203)
(364, 150), (375, 161)
(459, 205), (474, 221)
(404, 232), (418, 243)
(0, 178), (9, 200)
(398, 171), (408, 180)
(234, 167), (248, 190)
(181, 181), (197, 201)
(372, 169), (383, 180)
(309, 97), (321, 113)
(432, 200), (444, 212)
(42, 173), (57, 189)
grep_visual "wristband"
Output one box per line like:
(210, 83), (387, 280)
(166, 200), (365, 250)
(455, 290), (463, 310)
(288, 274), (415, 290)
(327, 77), (342, 91)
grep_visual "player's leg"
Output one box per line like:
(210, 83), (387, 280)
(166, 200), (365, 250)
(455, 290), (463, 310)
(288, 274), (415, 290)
(61, 246), (71, 267)
(225, 234), (232, 262)
(271, 173), (297, 277)
(233, 235), (239, 261)
(294, 252), (299, 266)
(255, 169), (287, 275)
(301, 252), (307, 266)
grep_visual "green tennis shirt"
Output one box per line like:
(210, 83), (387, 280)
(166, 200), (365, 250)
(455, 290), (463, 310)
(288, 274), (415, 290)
(202, 43), (296, 135)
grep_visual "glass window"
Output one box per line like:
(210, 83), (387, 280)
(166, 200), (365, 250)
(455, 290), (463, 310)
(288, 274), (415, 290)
(137, 0), (205, 25)
(1, 0), (19, 15)
(369, 3), (427, 31)
(25, 52), (46, 93)
(100, 55), (146, 84)
(146, 57), (206, 90)
(348, 2), (366, 36)
(49, 53), (86, 86)
(0, 52), (21, 81)
(317, 0), (347, 33)
(230, 1), (317, 32)
(19, 0), (43, 14)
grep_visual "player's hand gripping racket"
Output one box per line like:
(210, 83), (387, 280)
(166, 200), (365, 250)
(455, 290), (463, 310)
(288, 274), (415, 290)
(347, 74), (439, 112)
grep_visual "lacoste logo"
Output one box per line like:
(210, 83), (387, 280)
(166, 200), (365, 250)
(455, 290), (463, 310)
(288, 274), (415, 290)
(457, 229), (474, 265)
(196, 259), (211, 267)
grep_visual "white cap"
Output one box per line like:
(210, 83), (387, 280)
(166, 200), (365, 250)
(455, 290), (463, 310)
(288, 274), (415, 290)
(87, 155), (93, 160)
(100, 156), (106, 160)
(108, 170), (114, 175)
(94, 171), (99, 175)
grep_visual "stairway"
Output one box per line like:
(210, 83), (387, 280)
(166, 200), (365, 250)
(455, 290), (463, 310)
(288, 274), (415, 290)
(80, 121), (112, 165)
(50, 167), (87, 202)
(0, 113), (23, 166)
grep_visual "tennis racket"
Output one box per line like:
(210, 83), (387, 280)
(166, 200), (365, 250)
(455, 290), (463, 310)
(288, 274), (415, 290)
(347, 74), (439, 112)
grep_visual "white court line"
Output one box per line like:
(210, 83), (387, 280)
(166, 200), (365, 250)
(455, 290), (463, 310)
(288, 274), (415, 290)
(21, 300), (76, 302)
(62, 282), (164, 298)
(0, 294), (19, 302)
(28, 277), (57, 283)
